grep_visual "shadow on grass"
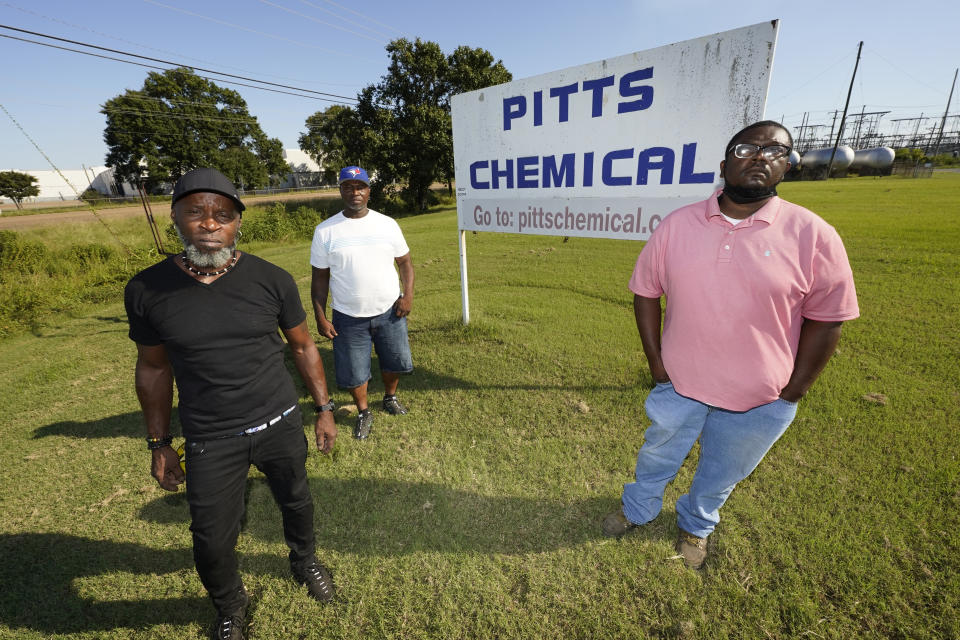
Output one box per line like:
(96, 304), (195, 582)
(33, 411), (166, 440)
(140, 477), (619, 556)
(34, 357), (635, 441)
(0, 533), (207, 635)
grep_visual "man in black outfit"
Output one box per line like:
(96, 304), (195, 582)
(125, 168), (338, 640)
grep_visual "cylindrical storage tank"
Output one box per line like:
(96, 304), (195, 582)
(850, 147), (895, 170)
(788, 149), (801, 168)
(801, 146), (855, 170)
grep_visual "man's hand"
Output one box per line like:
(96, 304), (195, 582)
(778, 382), (804, 403)
(317, 317), (337, 339)
(634, 295), (669, 384)
(394, 295), (412, 318)
(151, 446), (184, 491)
(314, 411), (337, 453)
(394, 253), (414, 318)
(779, 319), (844, 404)
(280, 321), (336, 454)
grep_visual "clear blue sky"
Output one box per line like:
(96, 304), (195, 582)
(1, 0), (957, 171)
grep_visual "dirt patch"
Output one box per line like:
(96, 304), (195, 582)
(0, 191), (340, 231)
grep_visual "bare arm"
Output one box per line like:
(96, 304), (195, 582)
(281, 321), (337, 453)
(394, 252), (415, 317)
(310, 266), (336, 339)
(779, 319), (844, 403)
(634, 294), (670, 384)
(134, 343), (184, 491)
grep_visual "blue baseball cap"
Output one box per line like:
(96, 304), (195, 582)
(338, 166), (370, 185)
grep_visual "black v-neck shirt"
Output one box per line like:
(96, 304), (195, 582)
(125, 254), (307, 438)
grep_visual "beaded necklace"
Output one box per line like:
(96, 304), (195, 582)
(180, 252), (238, 277)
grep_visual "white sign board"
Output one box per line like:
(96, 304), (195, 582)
(452, 21), (779, 241)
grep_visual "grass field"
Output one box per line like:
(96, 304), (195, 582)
(1, 174), (958, 639)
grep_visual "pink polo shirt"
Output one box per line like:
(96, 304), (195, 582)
(629, 191), (859, 411)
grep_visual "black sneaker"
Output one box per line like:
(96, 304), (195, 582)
(211, 614), (245, 640)
(382, 395), (408, 415)
(292, 561), (336, 602)
(354, 408), (373, 439)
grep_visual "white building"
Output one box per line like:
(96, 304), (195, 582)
(2, 150), (324, 205)
(280, 148), (328, 189)
(0, 165), (136, 204)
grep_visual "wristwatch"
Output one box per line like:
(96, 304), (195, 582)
(314, 400), (335, 413)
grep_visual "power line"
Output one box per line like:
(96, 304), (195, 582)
(0, 32), (349, 103)
(107, 95), (343, 120)
(256, 0), (387, 44)
(0, 24), (358, 103)
(312, 0), (408, 38)
(142, 0), (382, 63)
(0, 1), (358, 89)
(0, 102), (133, 253)
(768, 48), (856, 104)
(101, 107), (263, 125)
(866, 46), (950, 97)
(295, 0), (397, 40)
(108, 94), (266, 112)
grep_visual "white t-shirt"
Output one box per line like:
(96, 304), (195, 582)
(310, 210), (410, 317)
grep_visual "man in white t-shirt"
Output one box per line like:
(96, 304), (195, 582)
(310, 166), (415, 440)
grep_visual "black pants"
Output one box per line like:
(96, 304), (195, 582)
(184, 407), (315, 615)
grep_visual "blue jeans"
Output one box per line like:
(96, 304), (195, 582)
(622, 382), (797, 538)
(331, 307), (413, 389)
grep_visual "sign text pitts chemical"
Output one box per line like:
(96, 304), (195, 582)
(452, 21), (780, 240)
(471, 67), (713, 191)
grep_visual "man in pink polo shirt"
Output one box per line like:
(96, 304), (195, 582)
(601, 121), (859, 570)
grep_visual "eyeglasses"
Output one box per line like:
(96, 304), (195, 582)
(727, 143), (791, 161)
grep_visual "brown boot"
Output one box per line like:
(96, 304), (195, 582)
(601, 508), (639, 538)
(676, 529), (707, 570)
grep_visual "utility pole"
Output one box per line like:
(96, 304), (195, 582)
(828, 110), (839, 148)
(827, 41), (863, 178)
(854, 105), (866, 148)
(798, 111), (809, 150)
(933, 68), (958, 156)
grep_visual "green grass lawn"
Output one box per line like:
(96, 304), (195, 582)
(0, 174), (958, 639)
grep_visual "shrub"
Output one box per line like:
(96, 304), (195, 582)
(894, 148), (925, 164)
(241, 203), (329, 241)
(930, 153), (960, 167)
(0, 230), (49, 275)
(163, 224), (184, 253)
(0, 231), (159, 337)
(79, 188), (107, 204)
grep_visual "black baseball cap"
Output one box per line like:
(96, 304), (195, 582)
(172, 168), (246, 212)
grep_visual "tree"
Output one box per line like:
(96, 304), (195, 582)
(101, 67), (288, 191)
(894, 148), (925, 164)
(299, 105), (365, 184)
(299, 39), (511, 211)
(0, 171), (39, 210)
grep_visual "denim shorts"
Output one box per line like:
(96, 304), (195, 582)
(331, 307), (413, 389)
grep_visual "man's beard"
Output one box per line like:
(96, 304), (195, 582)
(176, 226), (236, 269)
(721, 182), (779, 204)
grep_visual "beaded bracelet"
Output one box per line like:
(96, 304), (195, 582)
(146, 435), (173, 450)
